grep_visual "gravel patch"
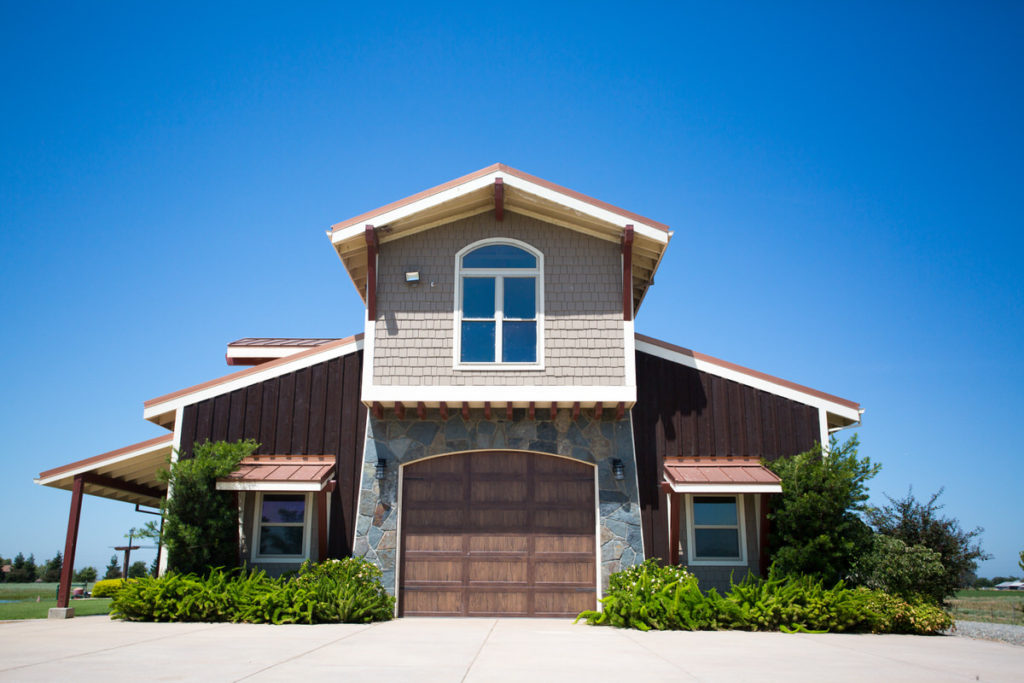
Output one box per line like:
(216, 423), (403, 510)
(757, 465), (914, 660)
(950, 620), (1024, 646)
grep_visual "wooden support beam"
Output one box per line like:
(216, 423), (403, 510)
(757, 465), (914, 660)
(594, 402), (603, 420)
(462, 402), (470, 420)
(484, 401), (491, 420)
(669, 491), (681, 566)
(528, 401), (535, 420)
(572, 401), (580, 421)
(81, 472), (163, 501)
(550, 403), (558, 420)
(372, 401), (383, 420)
(440, 402), (449, 420)
(324, 479), (337, 493)
(417, 402), (426, 420)
(615, 401), (625, 420)
(494, 177), (504, 221)
(365, 225), (378, 320)
(57, 474), (84, 609)
(395, 401), (405, 420)
(759, 493), (772, 578)
(506, 403), (513, 420)
(622, 224), (634, 321)
(317, 489), (329, 562)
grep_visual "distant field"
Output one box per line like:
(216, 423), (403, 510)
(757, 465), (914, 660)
(0, 598), (112, 620)
(0, 582), (100, 601)
(949, 589), (1024, 625)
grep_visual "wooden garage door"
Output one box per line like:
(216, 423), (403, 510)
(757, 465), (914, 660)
(399, 451), (596, 617)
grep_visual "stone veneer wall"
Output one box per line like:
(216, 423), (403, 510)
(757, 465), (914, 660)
(353, 409), (645, 594)
(372, 211), (625, 386)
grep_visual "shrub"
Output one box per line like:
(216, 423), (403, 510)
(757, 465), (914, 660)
(866, 488), (989, 600)
(849, 535), (946, 603)
(91, 578), (130, 598)
(577, 562), (951, 635)
(111, 558), (395, 624)
(142, 440), (257, 575)
(767, 436), (879, 584)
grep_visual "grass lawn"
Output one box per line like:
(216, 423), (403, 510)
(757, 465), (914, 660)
(0, 598), (112, 620)
(948, 589), (1024, 625)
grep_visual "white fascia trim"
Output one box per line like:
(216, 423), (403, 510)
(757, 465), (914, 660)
(216, 481), (328, 492)
(330, 171), (668, 246)
(635, 338), (861, 424)
(668, 483), (782, 494)
(362, 385), (636, 405)
(35, 440), (173, 487)
(225, 346), (310, 360)
(144, 337), (363, 421)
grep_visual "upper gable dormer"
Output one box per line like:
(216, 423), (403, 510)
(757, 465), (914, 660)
(327, 164), (671, 411)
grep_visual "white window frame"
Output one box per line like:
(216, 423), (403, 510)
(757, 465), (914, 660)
(251, 491), (313, 563)
(453, 238), (544, 370)
(685, 493), (747, 566)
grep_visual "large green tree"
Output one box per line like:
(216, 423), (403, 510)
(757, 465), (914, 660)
(144, 439), (256, 575)
(865, 488), (989, 600)
(104, 554), (122, 580)
(41, 552), (63, 582)
(767, 436), (879, 584)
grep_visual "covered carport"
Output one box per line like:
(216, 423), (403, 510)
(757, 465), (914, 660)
(34, 434), (171, 617)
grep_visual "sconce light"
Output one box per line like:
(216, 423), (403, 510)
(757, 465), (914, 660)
(375, 459), (387, 480)
(405, 270), (420, 285)
(612, 459), (625, 481)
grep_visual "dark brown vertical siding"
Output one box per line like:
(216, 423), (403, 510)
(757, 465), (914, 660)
(633, 350), (822, 563)
(177, 350), (367, 557)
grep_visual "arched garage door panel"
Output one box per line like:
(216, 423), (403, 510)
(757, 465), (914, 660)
(400, 451), (596, 617)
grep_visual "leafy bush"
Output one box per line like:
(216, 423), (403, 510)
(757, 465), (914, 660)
(767, 436), (879, 584)
(91, 579), (130, 598)
(849, 535), (946, 603)
(142, 440), (257, 575)
(577, 561), (951, 635)
(111, 558), (394, 624)
(866, 488), (989, 600)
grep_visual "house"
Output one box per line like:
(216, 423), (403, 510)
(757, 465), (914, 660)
(37, 164), (861, 617)
(995, 580), (1024, 591)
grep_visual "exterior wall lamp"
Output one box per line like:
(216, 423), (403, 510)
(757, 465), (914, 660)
(612, 459), (625, 481)
(375, 459), (388, 480)
(405, 270), (420, 285)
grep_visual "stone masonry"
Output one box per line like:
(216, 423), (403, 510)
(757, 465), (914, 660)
(353, 409), (645, 595)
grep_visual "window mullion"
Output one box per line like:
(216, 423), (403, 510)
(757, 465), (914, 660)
(495, 276), (504, 362)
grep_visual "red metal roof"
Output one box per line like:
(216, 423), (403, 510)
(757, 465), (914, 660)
(219, 455), (335, 485)
(663, 458), (781, 486)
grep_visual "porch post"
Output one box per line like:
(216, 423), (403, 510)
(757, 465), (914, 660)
(317, 489), (328, 561)
(56, 474), (85, 611)
(759, 493), (771, 577)
(668, 491), (681, 566)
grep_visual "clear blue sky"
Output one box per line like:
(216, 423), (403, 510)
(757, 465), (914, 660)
(2, 2), (1021, 577)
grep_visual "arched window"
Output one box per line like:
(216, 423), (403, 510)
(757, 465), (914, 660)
(454, 239), (543, 366)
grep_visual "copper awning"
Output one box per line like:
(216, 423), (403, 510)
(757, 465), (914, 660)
(663, 457), (782, 493)
(216, 455), (336, 492)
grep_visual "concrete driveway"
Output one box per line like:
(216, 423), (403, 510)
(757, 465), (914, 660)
(1, 616), (1021, 682)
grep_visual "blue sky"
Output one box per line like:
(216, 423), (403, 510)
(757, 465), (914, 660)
(2, 2), (1021, 577)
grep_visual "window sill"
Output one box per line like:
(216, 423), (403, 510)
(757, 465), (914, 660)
(252, 556), (309, 563)
(686, 558), (747, 567)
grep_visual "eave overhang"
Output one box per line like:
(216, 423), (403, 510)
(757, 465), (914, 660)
(328, 164), (671, 318)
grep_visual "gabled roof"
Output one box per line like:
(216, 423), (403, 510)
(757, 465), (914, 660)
(328, 164), (672, 316)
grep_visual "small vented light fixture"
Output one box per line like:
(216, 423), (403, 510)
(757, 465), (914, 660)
(375, 458), (387, 480)
(612, 459), (625, 481)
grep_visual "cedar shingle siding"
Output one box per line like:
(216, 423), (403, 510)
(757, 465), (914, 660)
(373, 212), (626, 386)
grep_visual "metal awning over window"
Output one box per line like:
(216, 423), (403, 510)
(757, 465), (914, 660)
(216, 455), (336, 492)
(663, 457), (782, 494)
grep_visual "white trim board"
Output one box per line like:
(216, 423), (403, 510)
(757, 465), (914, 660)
(634, 338), (861, 424)
(667, 483), (782, 494)
(216, 481), (330, 492)
(331, 170), (670, 248)
(144, 337), (363, 423)
(361, 385), (636, 406)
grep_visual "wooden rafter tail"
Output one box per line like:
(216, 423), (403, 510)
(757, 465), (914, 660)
(528, 401), (535, 420)
(572, 401), (580, 421)
(494, 177), (504, 221)
(622, 224), (634, 321)
(462, 402), (470, 420)
(594, 402), (603, 420)
(484, 401), (492, 420)
(372, 401), (383, 420)
(365, 225), (378, 321)
(417, 401), (426, 420)
(550, 403), (558, 420)
(615, 401), (625, 419)
(440, 401), (449, 420)
(506, 403), (513, 420)
(395, 401), (405, 420)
